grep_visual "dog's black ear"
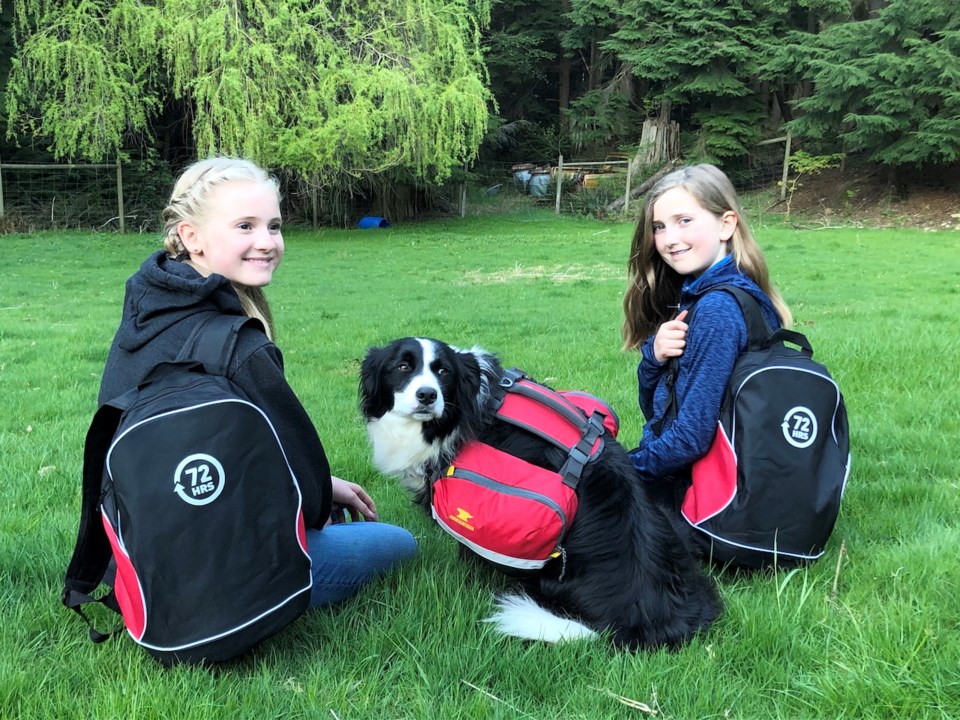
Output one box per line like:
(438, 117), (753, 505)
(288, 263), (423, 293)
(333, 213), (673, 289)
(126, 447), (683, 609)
(359, 345), (390, 418)
(457, 349), (504, 411)
(453, 350), (483, 410)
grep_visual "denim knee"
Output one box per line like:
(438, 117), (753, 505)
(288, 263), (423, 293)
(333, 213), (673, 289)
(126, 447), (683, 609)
(306, 523), (418, 608)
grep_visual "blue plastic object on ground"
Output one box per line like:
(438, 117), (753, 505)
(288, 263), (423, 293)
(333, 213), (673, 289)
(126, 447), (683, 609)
(357, 216), (391, 229)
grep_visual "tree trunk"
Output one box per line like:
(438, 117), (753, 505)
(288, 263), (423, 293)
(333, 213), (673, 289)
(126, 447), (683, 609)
(635, 119), (680, 166)
(774, 82), (793, 123)
(558, 56), (571, 112)
(587, 39), (602, 91)
(558, 0), (572, 128)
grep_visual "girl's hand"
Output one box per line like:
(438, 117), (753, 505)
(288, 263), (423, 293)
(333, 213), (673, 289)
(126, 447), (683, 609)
(653, 310), (689, 364)
(330, 475), (378, 522)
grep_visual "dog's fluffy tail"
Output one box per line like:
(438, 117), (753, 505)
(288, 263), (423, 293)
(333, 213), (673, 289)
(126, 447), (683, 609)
(483, 592), (598, 643)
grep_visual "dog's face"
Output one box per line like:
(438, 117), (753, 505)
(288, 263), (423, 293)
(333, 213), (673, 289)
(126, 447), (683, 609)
(360, 337), (493, 491)
(360, 337), (474, 423)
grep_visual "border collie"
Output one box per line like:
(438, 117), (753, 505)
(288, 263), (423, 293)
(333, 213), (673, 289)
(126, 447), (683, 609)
(359, 337), (720, 650)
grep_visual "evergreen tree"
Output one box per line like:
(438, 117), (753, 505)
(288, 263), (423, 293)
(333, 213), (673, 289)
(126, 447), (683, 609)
(771, 0), (960, 166)
(562, 0), (635, 150)
(484, 0), (563, 125)
(604, 0), (773, 160)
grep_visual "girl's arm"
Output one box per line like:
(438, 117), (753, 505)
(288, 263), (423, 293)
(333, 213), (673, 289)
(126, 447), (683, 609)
(631, 293), (746, 478)
(638, 338), (666, 420)
(232, 341), (333, 529)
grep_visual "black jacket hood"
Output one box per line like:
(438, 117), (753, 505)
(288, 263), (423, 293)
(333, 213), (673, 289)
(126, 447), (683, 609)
(115, 251), (244, 352)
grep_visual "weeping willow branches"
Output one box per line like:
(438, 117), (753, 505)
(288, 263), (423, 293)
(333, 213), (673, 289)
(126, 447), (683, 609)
(7, 0), (493, 184)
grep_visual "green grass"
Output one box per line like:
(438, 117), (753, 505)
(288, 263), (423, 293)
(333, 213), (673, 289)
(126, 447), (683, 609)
(2, 211), (959, 719)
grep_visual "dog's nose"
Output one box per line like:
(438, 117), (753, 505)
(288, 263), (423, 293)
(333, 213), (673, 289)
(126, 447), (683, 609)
(416, 387), (438, 405)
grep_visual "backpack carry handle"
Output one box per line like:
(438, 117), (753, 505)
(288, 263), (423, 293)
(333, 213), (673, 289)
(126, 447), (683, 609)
(764, 328), (814, 356)
(137, 360), (206, 389)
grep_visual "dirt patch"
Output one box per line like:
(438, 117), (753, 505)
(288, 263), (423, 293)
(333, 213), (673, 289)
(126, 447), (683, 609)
(778, 161), (960, 230)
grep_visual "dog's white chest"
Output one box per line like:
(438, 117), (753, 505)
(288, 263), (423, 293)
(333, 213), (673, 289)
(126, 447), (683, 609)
(367, 413), (450, 492)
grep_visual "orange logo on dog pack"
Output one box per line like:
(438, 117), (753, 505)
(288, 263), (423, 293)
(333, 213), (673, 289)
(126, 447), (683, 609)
(449, 507), (475, 531)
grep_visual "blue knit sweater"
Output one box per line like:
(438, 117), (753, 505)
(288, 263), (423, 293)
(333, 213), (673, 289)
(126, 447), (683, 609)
(628, 256), (781, 479)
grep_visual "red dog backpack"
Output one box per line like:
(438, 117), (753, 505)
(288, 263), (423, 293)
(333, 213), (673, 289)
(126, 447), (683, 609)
(63, 315), (312, 665)
(431, 369), (619, 572)
(674, 286), (851, 569)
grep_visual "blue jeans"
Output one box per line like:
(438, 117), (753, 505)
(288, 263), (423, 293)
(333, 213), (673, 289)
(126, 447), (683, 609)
(305, 522), (418, 608)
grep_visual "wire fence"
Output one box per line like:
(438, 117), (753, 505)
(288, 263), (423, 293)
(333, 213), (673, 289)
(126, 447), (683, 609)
(0, 136), (793, 231)
(729, 135), (791, 195)
(0, 159), (172, 233)
(473, 135), (792, 218)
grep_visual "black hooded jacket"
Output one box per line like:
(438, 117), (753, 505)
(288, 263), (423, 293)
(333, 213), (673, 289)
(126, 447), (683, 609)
(98, 251), (331, 529)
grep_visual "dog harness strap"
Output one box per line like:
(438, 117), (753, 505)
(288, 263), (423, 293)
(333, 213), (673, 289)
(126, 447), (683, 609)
(557, 546), (568, 583)
(558, 411), (606, 489)
(502, 377), (591, 433)
(498, 367), (528, 388)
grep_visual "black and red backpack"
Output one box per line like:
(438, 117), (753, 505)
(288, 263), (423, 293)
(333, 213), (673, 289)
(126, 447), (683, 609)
(63, 315), (312, 665)
(668, 286), (851, 569)
(431, 369), (619, 573)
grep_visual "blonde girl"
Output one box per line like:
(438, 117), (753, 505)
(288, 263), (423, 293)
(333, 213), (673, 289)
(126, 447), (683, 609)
(99, 157), (417, 608)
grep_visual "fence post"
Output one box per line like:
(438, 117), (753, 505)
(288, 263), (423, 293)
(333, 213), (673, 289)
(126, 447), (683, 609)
(116, 158), (125, 234)
(624, 158), (632, 214)
(780, 132), (792, 201)
(554, 154), (563, 214)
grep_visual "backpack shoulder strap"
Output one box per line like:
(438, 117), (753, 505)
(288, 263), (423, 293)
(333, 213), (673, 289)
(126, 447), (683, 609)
(712, 286), (814, 355)
(711, 285), (772, 351)
(62, 400), (127, 640)
(176, 313), (265, 376)
(656, 284), (772, 432)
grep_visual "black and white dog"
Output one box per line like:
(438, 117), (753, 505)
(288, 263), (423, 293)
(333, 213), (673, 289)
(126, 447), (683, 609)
(359, 337), (721, 650)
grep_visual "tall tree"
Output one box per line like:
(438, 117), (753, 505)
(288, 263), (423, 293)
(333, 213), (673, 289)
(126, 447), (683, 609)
(562, 0), (633, 150)
(484, 0), (567, 125)
(769, 0), (960, 166)
(6, 0), (492, 184)
(604, 0), (779, 160)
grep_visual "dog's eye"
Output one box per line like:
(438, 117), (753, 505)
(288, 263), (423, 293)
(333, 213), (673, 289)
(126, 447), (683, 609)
(397, 362), (412, 372)
(436, 367), (449, 376)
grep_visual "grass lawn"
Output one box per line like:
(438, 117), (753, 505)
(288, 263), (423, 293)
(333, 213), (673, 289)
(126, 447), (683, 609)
(2, 210), (958, 719)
